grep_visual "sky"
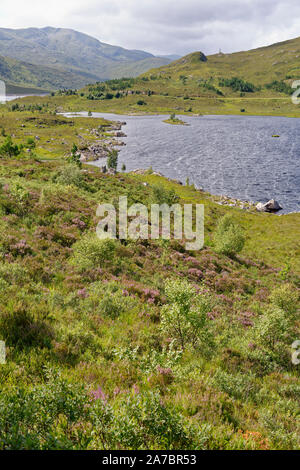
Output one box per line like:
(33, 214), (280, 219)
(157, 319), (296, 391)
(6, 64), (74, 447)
(2, 0), (300, 56)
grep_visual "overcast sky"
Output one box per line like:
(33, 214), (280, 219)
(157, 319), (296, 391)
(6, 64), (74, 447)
(2, 0), (300, 56)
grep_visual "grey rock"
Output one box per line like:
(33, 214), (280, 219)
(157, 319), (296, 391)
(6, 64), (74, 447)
(256, 199), (282, 212)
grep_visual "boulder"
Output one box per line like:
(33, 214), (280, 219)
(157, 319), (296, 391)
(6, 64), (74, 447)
(256, 199), (282, 212)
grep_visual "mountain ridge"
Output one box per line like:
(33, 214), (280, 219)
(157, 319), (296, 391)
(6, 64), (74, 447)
(0, 27), (174, 90)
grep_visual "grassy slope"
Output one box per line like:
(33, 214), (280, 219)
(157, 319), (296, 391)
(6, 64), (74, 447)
(0, 108), (299, 449)
(0, 111), (114, 161)
(0, 54), (99, 91)
(10, 80), (300, 118)
(0, 151), (298, 449)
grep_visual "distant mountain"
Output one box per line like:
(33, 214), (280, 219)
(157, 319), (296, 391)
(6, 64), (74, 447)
(0, 27), (172, 90)
(157, 54), (181, 61)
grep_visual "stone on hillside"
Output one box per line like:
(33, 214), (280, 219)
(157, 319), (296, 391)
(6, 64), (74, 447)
(256, 199), (282, 212)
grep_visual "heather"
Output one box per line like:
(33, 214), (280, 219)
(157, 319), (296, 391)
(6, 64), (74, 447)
(0, 147), (299, 449)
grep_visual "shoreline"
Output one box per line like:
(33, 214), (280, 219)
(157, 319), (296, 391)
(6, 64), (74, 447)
(62, 109), (300, 119)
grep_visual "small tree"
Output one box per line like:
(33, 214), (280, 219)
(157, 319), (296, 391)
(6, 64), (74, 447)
(214, 214), (245, 257)
(161, 279), (214, 353)
(71, 233), (116, 271)
(255, 306), (293, 350)
(152, 184), (179, 205)
(0, 135), (21, 158)
(270, 284), (299, 317)
(67, 143), (82, 168)
(107, 150), (118, 171)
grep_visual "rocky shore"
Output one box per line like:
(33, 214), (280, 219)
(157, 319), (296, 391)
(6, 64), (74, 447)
(78, 121), (127, 163)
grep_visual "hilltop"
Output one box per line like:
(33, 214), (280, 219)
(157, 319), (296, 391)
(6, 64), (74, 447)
(153, 35), (300, 84)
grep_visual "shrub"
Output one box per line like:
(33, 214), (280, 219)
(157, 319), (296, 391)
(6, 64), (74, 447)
(219, 77), (257, 93)
(0, 376), (209, 450)
(67, 143), (82, 168)
(54, 164), (85, 188)
(0, 136), (21, 158)
(0, 372), (87, 449)
(152, 184), (179, 205)
(255, 306), (293, 350)
(26, 137), (36, 149)
(7, 181), (31, 216)
(269, 284), (299, 317)
(0, 278), (8, 292)
(98, 294), (126, 318)
(90, 391), (206, 450)
(0, 304), (53, 349)
(161, 279), (214, 352)
(214, 214), (245, 256)
(75, 281), (136, 319)
(54, 323), (99, 363)
(0, 262), (28, 285)
(71, 233), (116, 271)
(213, 369), (258, 400)
(265, 80), (291, 95)
(107, 150), (118, 170)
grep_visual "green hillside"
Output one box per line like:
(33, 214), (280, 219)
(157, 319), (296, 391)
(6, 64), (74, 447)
(0, 27), (171, 90)
(152, 35), (300, 84)
(0, 54), (99, 91)
(0, 115), (298, 448)
(30, 36), (300, 117)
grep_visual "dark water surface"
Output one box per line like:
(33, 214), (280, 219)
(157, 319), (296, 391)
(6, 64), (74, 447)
(69, 113), (300, 213)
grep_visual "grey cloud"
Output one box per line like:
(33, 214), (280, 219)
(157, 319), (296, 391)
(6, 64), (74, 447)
(3, 0), (300, 56)
(70, 0), (300, 55)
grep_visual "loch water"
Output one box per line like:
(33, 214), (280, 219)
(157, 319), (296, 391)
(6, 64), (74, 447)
(68, 113), (300, 214)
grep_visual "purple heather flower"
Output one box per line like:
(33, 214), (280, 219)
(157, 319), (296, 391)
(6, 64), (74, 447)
(77, 288), (89, 298)
(90, 387), (107, 402)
